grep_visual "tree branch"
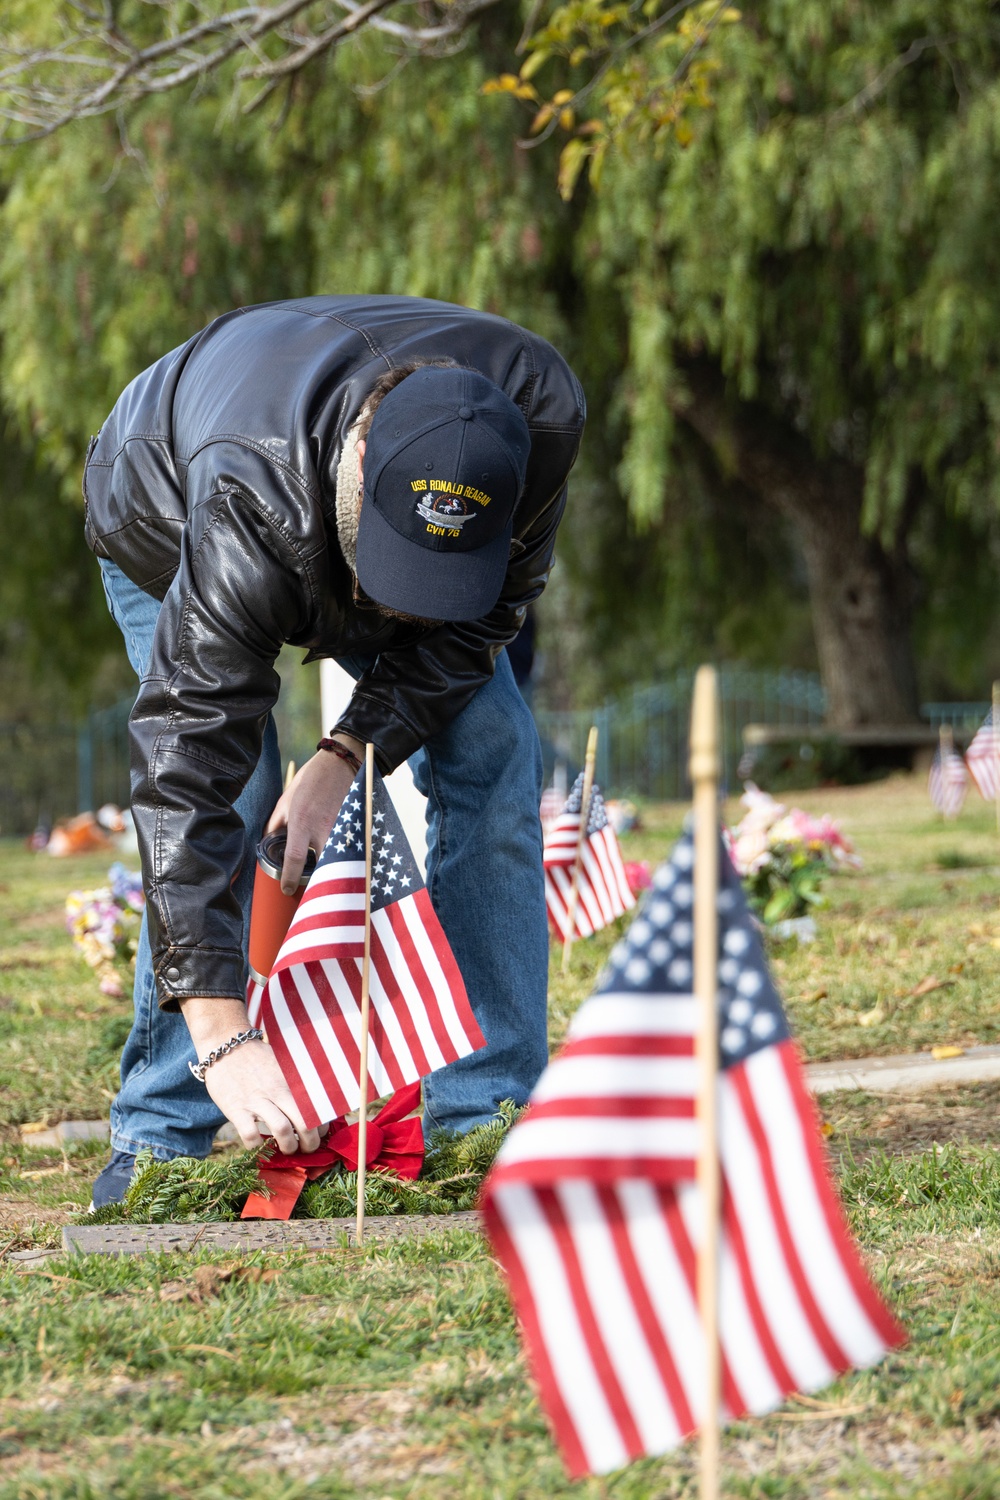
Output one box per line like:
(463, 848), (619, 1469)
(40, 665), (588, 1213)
(0, 0), (501, 141)
(826, 35), (959, 126)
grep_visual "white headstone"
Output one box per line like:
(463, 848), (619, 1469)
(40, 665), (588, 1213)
(320, 659), (429, 872)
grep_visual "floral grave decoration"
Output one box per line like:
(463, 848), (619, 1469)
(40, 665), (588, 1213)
(727, 785), (859, 926)
(65, 863), (144, 996)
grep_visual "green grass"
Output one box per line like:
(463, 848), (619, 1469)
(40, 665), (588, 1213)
(1, 1149), (998, 1498)
(2, 777), (1000, 1495)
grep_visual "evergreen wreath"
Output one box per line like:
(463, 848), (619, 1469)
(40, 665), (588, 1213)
(84, 1100), (525, 1225)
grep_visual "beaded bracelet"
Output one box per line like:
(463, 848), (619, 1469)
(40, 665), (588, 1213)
(317, 738), (362, 772)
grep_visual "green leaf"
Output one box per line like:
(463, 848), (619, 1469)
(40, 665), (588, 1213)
(763, 886), (798, 924)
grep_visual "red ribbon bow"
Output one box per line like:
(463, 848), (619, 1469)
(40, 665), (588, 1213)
(241, 1082), (424, 1220)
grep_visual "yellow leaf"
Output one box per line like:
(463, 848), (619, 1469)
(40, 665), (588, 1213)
(675, 119), (694, 146)
(930, 1045), (965, 1060)
(482, 74), (526, 97)
(519, 49), (551, 81)
(552, 90), (574, 106)
(559, 107), (575, 131)
(530, 104), (555, 134)
(558, 138), (589, 202)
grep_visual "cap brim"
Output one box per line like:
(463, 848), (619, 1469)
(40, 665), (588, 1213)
(354, 498), (512, 623)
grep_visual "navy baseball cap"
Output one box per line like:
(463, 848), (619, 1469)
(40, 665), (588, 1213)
(355, 366), (531, 622)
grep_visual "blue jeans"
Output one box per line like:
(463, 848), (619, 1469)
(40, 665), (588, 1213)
(99, 558), (549, 1157)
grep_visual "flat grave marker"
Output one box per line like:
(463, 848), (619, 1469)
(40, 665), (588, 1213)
(61, 1212), (481, 1257)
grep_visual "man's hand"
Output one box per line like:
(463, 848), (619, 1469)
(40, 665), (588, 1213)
(266, 737), (363, 893)
(181, 996), (321, 1154)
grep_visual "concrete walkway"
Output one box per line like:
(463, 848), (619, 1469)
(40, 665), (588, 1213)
(807, 1043), (1000, 1095)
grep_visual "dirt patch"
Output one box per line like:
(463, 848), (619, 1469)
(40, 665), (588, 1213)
(824, 1082), (1000, 1159)
(242, 1395), (456, 1488)
(0, 1192), (74, 1242)
(722, 1414), (1000, 1490)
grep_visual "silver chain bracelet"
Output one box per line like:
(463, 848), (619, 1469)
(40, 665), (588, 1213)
(188, 1027), (265, 1083)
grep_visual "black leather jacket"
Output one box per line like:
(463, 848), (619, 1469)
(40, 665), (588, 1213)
(83, 295), (585, 1008)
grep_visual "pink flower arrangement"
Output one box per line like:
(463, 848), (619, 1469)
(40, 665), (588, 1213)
(728, 785), (859, 924)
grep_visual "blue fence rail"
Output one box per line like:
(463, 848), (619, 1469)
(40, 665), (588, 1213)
(2, 672), (995, 837)
(76, 698), (133, 815)
(921, 702), (991, 731)
(535, 666), (828, 801)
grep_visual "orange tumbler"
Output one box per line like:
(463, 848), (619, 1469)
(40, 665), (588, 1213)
(247, 833), (317, 986)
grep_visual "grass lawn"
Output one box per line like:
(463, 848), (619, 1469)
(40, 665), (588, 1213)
(1, 774), (998, 1497)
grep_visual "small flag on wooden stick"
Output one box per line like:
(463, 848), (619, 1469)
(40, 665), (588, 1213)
(965, 705), (1000, 804)
(252, 758), (485, 1130)
(928, 727), (967, 820)
(481, 671), (905, 1481)
(544, 742), (634, 963)
(356, 741), (376, 1246)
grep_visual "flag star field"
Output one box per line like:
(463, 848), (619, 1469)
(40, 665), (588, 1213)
(248, 763), (484, 1128)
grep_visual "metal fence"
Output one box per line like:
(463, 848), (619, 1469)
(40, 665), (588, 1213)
(535, 666), (828, 801)
(3, 671), (995, 837)
(0, 720), (82, 837)
(76, 698), (133, 815)
(922, 702), (991, 731)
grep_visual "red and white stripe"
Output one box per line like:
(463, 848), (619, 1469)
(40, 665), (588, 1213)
(499, 994), (699, 1179)
(544, 817), (634, 941)
(965, 722), (999, 802)
(928, 749), (968, 819)
(482, 1018), (904, 1477)
(540, 786), (564, 833)
(256, 860), (484, 1129)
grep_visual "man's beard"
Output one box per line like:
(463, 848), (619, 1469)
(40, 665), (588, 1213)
(375, 600), (441, 628)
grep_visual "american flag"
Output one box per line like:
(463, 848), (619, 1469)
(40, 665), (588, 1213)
(540, 784), (564, 834)
(544, 773), (635, 941)
(965, 710), (1000, 802)
(928, 744), (968, 819)
(248, 763), (485, 1129)
(481, 831), (905, 1478)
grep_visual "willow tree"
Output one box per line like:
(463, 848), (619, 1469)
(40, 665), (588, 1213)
(1, 7), (807, 714)
(7, 2), (1000, 721)
(503, 0), (1000, 725)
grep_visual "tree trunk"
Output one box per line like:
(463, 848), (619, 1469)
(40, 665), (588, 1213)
(672, 360), (920, 728)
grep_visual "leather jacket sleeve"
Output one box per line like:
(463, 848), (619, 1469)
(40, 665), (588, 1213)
(130, 485), (312, 1009)
(332, 433), (577, 771)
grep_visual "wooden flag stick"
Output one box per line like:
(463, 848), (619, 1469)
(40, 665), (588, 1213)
(690, 666), (721, 1500)
(938, 725), (951, 821)
(992, 682), (1000, 835)
(355, 742), (375, 1248)
(561, 725), (599, 975)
